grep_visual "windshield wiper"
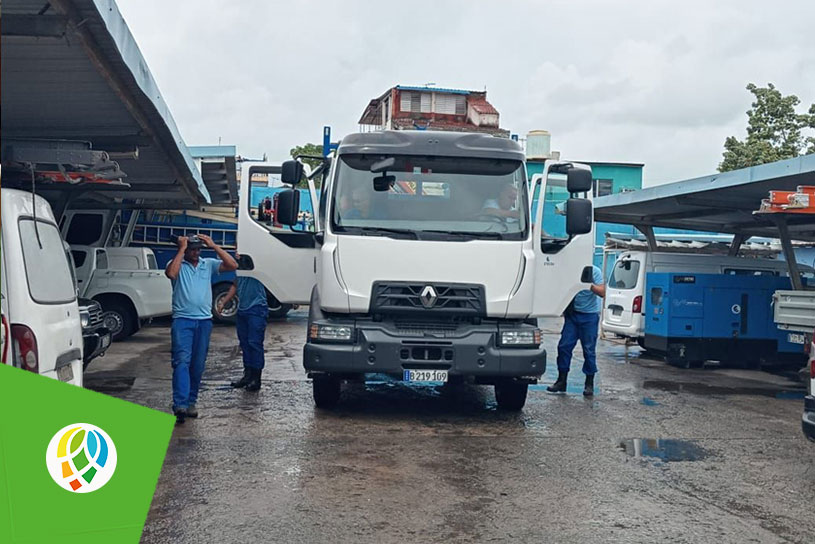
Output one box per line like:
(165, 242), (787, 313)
(419, 230), (505, 240)
(336, 226), (418, 239)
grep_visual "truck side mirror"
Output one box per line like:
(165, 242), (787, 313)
(566, 165), (593, 193)
(581, 265), (594, 283)
(565, 198), (592, 235)
(276, 189), (300, 226)
(281, 160), (304, 185)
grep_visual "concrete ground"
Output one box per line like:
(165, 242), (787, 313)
(84, 311), (815, 544)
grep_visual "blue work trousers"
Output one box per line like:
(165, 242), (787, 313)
(171, 317), (213, 410)
(556, 311), (599, 375)
(236, 305), (267, 369)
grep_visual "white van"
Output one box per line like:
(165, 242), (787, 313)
(603, 251), (808, 341)
(1, 188), (83, 386)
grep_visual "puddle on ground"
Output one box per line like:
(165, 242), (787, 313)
(619, 438), (710, 462)
(84, 375), (136, 393)
(643, 379), (805, 398)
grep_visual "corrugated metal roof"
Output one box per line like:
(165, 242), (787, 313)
(1, 0), (211, 208)
(395, 85), (472, 95)
(595, 154), (815, 241)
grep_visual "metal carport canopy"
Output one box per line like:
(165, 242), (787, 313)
(1, 0), (215, 208)
(594, 154), (815, 242)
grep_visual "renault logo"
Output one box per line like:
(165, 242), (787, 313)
(419, 285), (438, 308)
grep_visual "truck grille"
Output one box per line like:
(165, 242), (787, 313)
(372, 282), (485, 316)
(88, 305), (104, 327)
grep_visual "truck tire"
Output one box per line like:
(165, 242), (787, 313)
(313, 376), (341, 409)
(100, 299), (136, 341)
(212, 283), (237, 325)
(266, 292), (292, 319)
(494, 381), (528, 411)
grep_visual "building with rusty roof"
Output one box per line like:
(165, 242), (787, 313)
(358, 85), (509, 137)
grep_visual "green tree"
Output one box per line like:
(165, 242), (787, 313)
(289, 143), (325, 188)
(719, 83), (815, 172)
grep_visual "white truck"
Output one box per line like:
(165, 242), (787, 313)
(70, 245), (172, 340)
(773, 290), (815, 441)
(238, 130), (595, 410)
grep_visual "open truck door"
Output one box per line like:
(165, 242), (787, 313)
(530, 162), (596, 316)
(236, 162), (320, 305)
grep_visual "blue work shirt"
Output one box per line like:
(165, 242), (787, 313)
(236, 275), (268, 312)
(171, 258), (221, 319)
(572, 265), (604, 314)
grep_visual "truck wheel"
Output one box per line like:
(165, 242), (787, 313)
(313, 376), (341, 409)
(494, 381), (528, 411)
(266, 292), (292, 319)
(212, 283), (237, 324)
(101, 300), (136, 341)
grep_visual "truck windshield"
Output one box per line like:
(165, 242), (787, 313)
(331, 155), (528, 240)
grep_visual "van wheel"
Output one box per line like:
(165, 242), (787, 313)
(313, 376), (341, 409)
(212, 283), (237, 324)
(101, 300), (136, 341)
(494, 381), (528, 411)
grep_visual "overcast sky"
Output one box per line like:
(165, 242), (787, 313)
(117, 0), (815, 186)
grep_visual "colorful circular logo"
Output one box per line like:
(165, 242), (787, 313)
(45, 423), (117, 493)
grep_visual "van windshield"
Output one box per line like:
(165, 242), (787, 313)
(331, 155), (528, 240)
(610, 259), (641, 289)
(19, 219), (76, 304)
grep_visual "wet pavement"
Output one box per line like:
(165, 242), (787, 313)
(84, 311), (815, 544)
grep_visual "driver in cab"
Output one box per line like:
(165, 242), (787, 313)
(481, 183), (519, 221)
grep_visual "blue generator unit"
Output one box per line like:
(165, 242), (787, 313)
(643, 273), (805, 368)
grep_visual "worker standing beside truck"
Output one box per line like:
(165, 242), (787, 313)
(165, 234), (238, 424)
(217, 253), (268, 392)
(548, 265), (605, 396)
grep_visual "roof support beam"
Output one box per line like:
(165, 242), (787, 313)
(635, 225), (657, 251)
(771, 217), (803, 290)
(3, 14), (68, 38)
(728, 233), (748, 257)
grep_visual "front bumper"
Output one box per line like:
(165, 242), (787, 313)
(304, 320), (546, 380)
(803, 396), (815, 443)
(83, 327), (112, 363)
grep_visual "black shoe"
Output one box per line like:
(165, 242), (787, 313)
(174, 407), (187, 425)
(245, 368), (262, 392)
(583, 374), (595, 397)
(187, 404), (199, 418)
(231, 367), (252, 388)
(547, 371), (568, 393)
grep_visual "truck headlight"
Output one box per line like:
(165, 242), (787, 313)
(309, 323), (354, 343)
(80, 310), (90, 328)
(499, 329), (541, 347)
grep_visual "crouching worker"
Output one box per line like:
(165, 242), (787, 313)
(217, 253), (268, 392)
(547, 265), (605, 397)
(166, 234), (238, 424)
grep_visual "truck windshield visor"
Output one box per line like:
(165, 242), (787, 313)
(332, 155), (528, 240)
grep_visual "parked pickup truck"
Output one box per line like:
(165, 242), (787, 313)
(78, 298), (111, 369)
(70, 245), (172, 341)
(773, 289), (815, 442)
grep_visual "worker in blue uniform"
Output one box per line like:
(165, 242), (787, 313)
(217, 253), (269, 392)
(547, 265), (606, 396)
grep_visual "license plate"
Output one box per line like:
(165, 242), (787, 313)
(787, 333), (806, 345)
(403, 369), (448, 382)
(57, 364), (74, 382)
(612, 307), (622, 316)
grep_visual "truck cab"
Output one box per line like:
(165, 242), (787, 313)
(238, 131), (595, 410)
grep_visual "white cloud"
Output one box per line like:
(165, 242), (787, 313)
(116, 0), (815, 183)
